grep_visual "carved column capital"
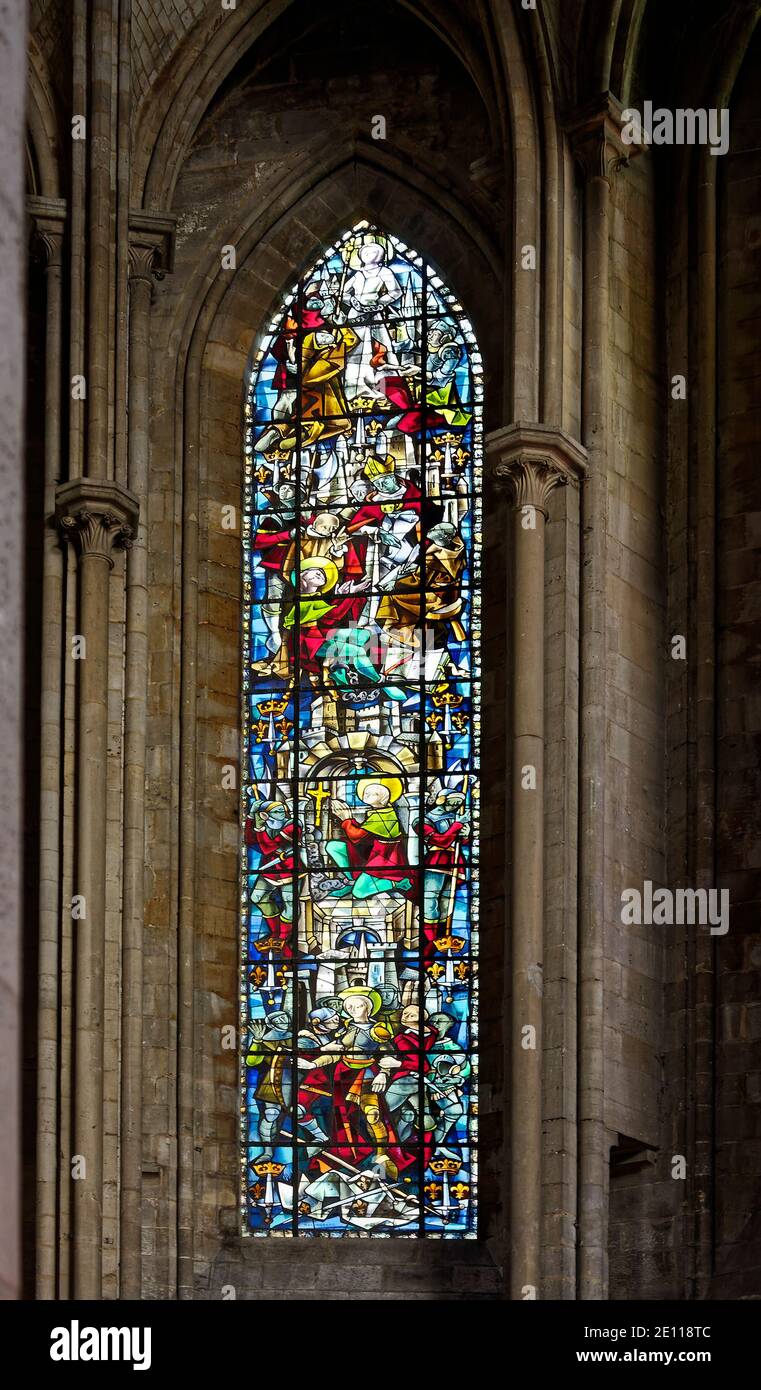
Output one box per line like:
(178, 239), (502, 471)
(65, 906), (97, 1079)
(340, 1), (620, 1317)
(34, 226), (64, 270)
(55, 478), (139, 566)
(487, 423), (587, 516)
(27, 195), (67, 270)
(128, 210), (176, 290)
(566, 93), (644, 184)
(128, 242), (159, 290)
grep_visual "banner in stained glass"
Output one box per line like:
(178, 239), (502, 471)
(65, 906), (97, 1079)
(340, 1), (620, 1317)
(240, 223), (481, 1237)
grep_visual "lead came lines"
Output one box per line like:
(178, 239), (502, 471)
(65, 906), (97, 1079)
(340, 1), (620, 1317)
(240, 224), (481, 1237)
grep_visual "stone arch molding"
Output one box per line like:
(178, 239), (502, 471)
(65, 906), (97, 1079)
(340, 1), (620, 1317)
(137, 0), (554, 428)
(169, 139), (504, 419)
(133, 0), (514, 212)
(26, 34), (62, 198)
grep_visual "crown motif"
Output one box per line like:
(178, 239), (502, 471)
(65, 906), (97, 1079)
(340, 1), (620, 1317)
(430, 1156), (461, 1176)
(252, 1160), (286, 1178)
(432, 683), (463, 709)
(258, 697), (289, 716)
(433, 934), (465, 953)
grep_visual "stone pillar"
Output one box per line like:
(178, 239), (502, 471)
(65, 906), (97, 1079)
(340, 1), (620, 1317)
(86, 0), (114, 480)
(488, 424), (585, 1299)
(29, 200), (67, 1299)
(120, 217), (173, 1299)
(567, 95), (637, 1300)
(56, 479), (138, 1300)
(0, 0), (28, 1301)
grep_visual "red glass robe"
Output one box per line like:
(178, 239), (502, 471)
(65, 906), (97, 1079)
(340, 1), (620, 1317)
(423, 819), (467, 877)
(245, 818), (299, 880)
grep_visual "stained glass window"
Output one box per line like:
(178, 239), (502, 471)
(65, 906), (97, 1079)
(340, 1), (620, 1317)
(240, 223), (481, 1237)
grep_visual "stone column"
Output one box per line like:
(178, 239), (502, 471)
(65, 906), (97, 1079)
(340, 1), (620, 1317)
(120, 217), (173, 1299)
(0, 0), (28, 1301)
(567, 96), (637, 1300)
(488, 424), (585, 1298)
(29, 200), (67, 1299)
(56, 479), (138, 1300)
(86, 0), (114, 480)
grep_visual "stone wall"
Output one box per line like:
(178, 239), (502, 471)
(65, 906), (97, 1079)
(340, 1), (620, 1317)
(20, 0), (761, 1304)
(714, 30), (761, 1298)
(0, 0), (28, 1305)
(604, 149), (666, 1154)
(604, 146), (674, 1300)
(609, 20), (761, 1302)
(141, 1), (505, 1299)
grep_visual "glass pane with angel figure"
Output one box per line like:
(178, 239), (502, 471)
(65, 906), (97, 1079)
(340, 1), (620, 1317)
(240, 223), (482, 1237)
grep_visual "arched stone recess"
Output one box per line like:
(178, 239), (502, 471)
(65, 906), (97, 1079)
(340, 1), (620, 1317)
(133, 0), (505, 214)
(137, 0), (589, 1300)
(130, 0), (557, 430)
(142, 144), (512, 1295)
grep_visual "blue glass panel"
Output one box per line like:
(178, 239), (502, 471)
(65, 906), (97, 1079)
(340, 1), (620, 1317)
(240, 223), (481, 1238)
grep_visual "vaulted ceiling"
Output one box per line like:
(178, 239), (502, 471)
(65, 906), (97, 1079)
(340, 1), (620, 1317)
(26, 0), (760, 212)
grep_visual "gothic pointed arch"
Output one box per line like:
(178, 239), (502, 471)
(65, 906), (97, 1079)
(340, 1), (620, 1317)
(26, 36), (63, 198)
(134, 0), (503, 213)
